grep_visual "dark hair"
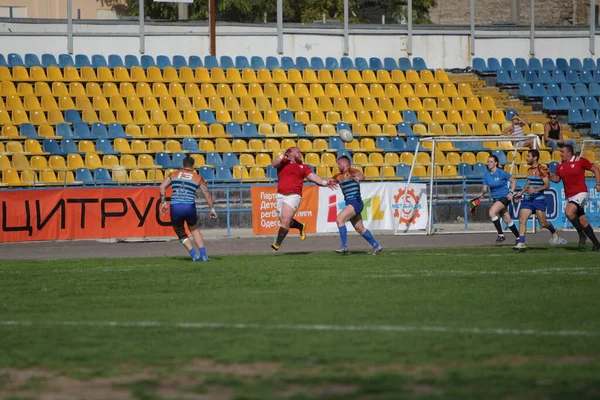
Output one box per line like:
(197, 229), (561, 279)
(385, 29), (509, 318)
(528, 149), (540, 160)
(182, 156), (195, 168)
(337, 155), (351, 164)
(489, 154), (500, 166)
(563, 144), (574, 155)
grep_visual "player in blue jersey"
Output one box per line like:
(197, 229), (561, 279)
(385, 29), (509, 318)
(478, 155), (520, 244)
(513, 149), (563, 250)
(329, 156), (383, 255)
(159, 156), (217, 261)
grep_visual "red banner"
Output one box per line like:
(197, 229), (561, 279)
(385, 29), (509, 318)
(0, 187), (174, 242)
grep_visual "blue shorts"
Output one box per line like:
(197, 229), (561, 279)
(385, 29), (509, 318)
(346, 199), (364, 215)
(521, 199), (546, 212)
(170, 203), (198, 239)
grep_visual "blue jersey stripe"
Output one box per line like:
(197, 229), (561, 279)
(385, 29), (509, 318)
(340, 179), (361, 201)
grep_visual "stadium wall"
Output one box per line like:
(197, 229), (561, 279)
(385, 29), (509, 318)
(0, 19), (598, 69)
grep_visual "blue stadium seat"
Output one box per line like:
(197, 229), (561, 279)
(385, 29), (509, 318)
(501, 58), (515, 71)
(405, 137), (420, 152)
(155, 152), (174, 169)
(552, 69), (567, 84)
(583, 58), (596, 71)
(369, 57), (383, 71)
(396, 163), (411, 179)
(355, 57), (369, 71)
(528, 58), (543, 71)
(575, 83), (589, 96)
(582, 108), (597, 124)
(548, 161), (559, 175)
(595, 70), (600, 84)
(199, 110), (216, 124)
(555, 96), (571, 111)
(124, 55), (140, 68)
(383, 57), (399, 71)
(43, 139), (66, 156)
(519, 83), (534, 98)
(182, 138), (200, 153)
(569, 58), (583, 71)
(279, 109), (295, 125)
(589, 82), (600, 96)
(94, 168), (116, 185)
(61, 139), (84, 155)
(235, 56), (250, 70)
(538, 69), (553, 84)
(486, 57), (501, 72)
(328, 136), (345, 152)
(542, 96), (558, 112)
(398, 57), (412, 71)
(87, 123), (107, 140)
(215, 166), (233, 181)
(280, 56), (295, 71)
(471, 58), (487, 73)
(546, 83), (561, 97)
(542, 58), (555, 70)
(592, 120), (600, 137)
(397, 122), (415, 136)
(560, 83), (576, 97)
(458, 163), (473, 177)
(55, 123), (77, 140)
(8, 53), (24, 67)
(391, 137), (406, 151)
(504, 109), (518, 120)
(76, 168), (95, 185)
(204, 56), (219, 69)
(402, 111), (419, 125)
(337, 150), (352, 161)
(375, 137), (392, 150)
(412, 56), (430, 71)
(220, 56), (235, 70)
(206, 152), (224, 167)
(580, 70), (594, 84)
(568, 109), (585, 124)
(199, 166), (215, 181)
(75, 54), (92, 68)
(19, 123), (43, 139)
(172, 152), (187, 168)
(491, 150), (507, 165)
(266, 56), (280, 71)
(189, 55), (203, 69)
(515, 58), (528, 71)
(325, 57), (339, 71)
(336, 122), (350, 133)
(73, 122), (95, 140)
(531, 83), (547, 98)
(340, 57), (354, 71)
(156, 55), (172, 69)
(496, 69), (512, 86)
(251, 56), (265, 70)
(525, 70), (538, 83)
(510, 70), (525, 84)
(565, 69), (580, 84)
(91, 54), (108, 68)
(222, 152), (240, 168)
(58, 54), (75, 68)
(472, 162), (487, 178)
(108, 123), (131, 139)
(65, 110), (82, 124)
(41, 54), (58, 68)
(108, 54), (124, 69)
(310, 57), (325, 71)
(556, 58), (569, 71)
(141, 55), (156, 69)
(290, 122), (307, 136)
(24, 53), (42, 68)
(242, 122), (260, 137)
(225, 122), (243, 137)
(266, 165), (277, 179)
(96, 139), (118, 155)
(0, 54), (7, 67)
(585, 96), (600, 110)
(295, 57), (310, 71)
(172, 55), (187, 70)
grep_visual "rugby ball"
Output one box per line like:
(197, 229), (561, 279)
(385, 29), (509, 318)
(339, 129), (354, 143)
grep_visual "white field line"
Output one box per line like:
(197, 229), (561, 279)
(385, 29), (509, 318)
(368, 267), (600, 278)
(0, 320), (596, 337)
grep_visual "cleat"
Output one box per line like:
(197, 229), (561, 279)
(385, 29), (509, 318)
(192, 255), (202, 262)
(372, 245), (383, 255)
(550, 233), (560, 245)
(335, 246), (349, 254)
(271, 243), (280, 251)
(579, 233), (587, 248)
(495, 234), (506, 244)
(202, 256), (210, 262)
(513, 242), (527, 251)
(299, 222), (307, 240)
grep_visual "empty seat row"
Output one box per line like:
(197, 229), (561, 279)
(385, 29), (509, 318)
(497, 69), (598, 86)
(473, 57), (599, 74)
(520, 82), (600, 99)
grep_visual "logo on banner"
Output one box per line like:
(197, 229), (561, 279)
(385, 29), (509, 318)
(509, 188), (558, 220)
(326, 194), (384, 222)
(392, 188), (422, 225)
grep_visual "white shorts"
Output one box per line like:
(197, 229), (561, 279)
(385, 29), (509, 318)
(276, 193), (302, 216)
(567, 192), (589, 208)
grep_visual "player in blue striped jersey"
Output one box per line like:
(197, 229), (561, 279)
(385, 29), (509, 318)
(330, 156), (383, 255)
(513, 149), (563, 250)
(159, 156), (217, 261)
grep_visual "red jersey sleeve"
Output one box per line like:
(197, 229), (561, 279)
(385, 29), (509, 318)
(301, 163), (312, 178)
(581, 157), (594, 171)
(277, 158), (291, 170)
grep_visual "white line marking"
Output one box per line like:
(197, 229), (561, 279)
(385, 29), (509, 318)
(0, 320), (596, 337)
(368, 267), (600, 278)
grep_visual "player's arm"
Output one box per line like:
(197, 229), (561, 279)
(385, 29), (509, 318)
(501, 125), (512, 136)
(515, 179), (529, 198)
(589, 164), (600, 192)
(478, 184), (488, 198)
(528, 175), (550, 194)
(507, 176), (517, 199)
(351, 168), (365, 182)
(306, 172), (329, 187)
(543, 123), (551, 142)
(272, 148), (290, 168)
(198, 182), (217, 218)
(159, 176), (172, 215)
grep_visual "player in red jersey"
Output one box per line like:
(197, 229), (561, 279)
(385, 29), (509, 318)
(549, 145), (600, 251)
(270, 147), (334, 251)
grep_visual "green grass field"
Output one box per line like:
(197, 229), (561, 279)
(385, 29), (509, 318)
(1, 247), (599, 400)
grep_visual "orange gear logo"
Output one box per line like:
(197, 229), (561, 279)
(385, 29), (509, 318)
(393, 188), (421, 225)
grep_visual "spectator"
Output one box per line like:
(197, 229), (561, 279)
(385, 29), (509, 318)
(544, 113), (576, 152)
(502, 114), (534, 148)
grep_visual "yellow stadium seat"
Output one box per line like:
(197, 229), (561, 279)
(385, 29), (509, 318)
(492, 109), (507, 124)
(342, 110), (357, 123)
(457, 123), (473, 135)
(476, 110), (492, 124)
(189, 154), (205, 167)
(452, 96), (468, 111)
(11, 153), (31, 171)
(119, 154), (137, 169)
(67, 154), (85, 170)
(231, 83), (248, 98)
(287, 69), (303, 84)
(29, 110), (48, 125)
(78, 140), (96, 154)
(446, 109), (463, 123)
(422, 98), (437, 111)
(303, 152), (319, 167)
(145, 66), (163, 83)
(191, 124), (208, 138)
(432, 110), (448, 124)
(308, 83), (324, 98)
(40, 170), (62, 184)
(427, 123), (443, 136)
(390, 70), (405, 83)
(17, 83), (34, 96)
(376, 70), (392, 83)
(320, 152), (336, 167)
(147, 169), (164, 182)
(40, 95), (59, 111)
(315, 69), (332, 83)
(1, 125), (22, 139)
(60, 66), (77, 81)
(256, 68), (273, 83)
(467, 96), (483, 111)
(274, 123), (290, 136)
(405, 70), (420, 84)
(324, 83), (340, 97)
(6, 95), (24, 111)
(214, 138), (232, 152)
(178, 66), (195, 82)
(12, 66), (30, 81)
(30, 155), (49, 171)
(257, 123), (273, 136)
(301, 69), (318, 84)
(326, 111), (341, 124)
(128, 169), (147, 182)
(443, 123), (458, 136)
(195, 67), (211, 83)
(174, 124), (192, 137)
(129, 66), (147, 82)
(317, 96), (333, 112)
(476, 151), (490, 163)
(333, 96), (349, 111)
(85, 153), (103, 170)
(309, 110), (327, 124)
(45, 67), (64, 82)
(49, 155), (67, 170)
(296, 139), (312, 153)
(462, 109), (478, 124)
(231, 140), (248, 154)
(458, 83), (473, 96)
(98, 109), (116, 124)
(247, 139), (264, 152)
(153, 83), (169, 97)
(241, 68), (257, 83)
(232, 165), (249, 181)
(147, 139), (165, 153)
(33, 82), (51, 97)
(361, 69), (377, 83)
(101, 155), (119, 170)
(110, 167), (127, 183)
(11, 109), (29, 125)
(255, 153), (271, 167)
(461, 152), (476, 164)
(363, 96), (379, 111)
(332, 69), (348, 83)
(163, 66), (180, 83)
(23, 139), (46, 155)
(417, 110), (432, 124)
(138, 155), (157, 169)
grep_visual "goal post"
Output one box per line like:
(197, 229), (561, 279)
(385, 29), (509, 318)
(394, 134), (542, 236)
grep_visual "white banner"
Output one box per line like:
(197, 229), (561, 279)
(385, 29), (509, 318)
(316, 183), (428, 233)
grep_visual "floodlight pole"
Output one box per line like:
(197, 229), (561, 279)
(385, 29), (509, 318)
(67, 0), (73, 54)
(277, 0), (283, 54)
(529, 0), (535, 57)
(139, 0), (145, 54)
(469, 0), (475, 56)
(343, 0), (349, 55)
(407, 0), (412, 56)
(210, 0), (216, 56)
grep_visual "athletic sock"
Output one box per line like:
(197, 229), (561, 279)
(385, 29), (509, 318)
(275, 227), (289, 246)
(582, 225), (600, 247)
(362, 229), (379, 248)
(189, 248), (199, 260)
(518, 235), (526, 244)
(290, 219), (303, 230)
(199, 247), (207, 258)
(547, 224), (556, 234)
(491, 216), (503, 234)
(338, 225), (348, 248)
(507, 223), (519, 238)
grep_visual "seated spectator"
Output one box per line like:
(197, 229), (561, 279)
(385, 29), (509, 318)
(502, 113), (535, 148)
(544, 113), (576, 152)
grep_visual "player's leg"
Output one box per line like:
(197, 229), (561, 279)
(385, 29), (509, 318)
(489, 200), (506, 241)
(566, 201), (600, 249)
(272, 199), (298, 250)
(515, 207), (533, 249)
(535, 209), (559, 244)
(189, 224), (209, 262)
(499, 208), (520, 238)
(171, 204), (201, 261)
(289, 218), (307, 240)
(352, 214), (383, 255)
(335, 204), (357, 253)
(577, 212), (588, 248)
